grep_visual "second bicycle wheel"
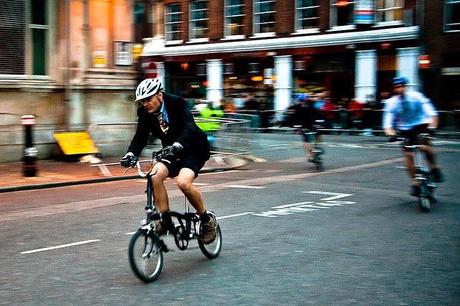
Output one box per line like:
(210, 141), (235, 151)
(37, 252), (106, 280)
(128, 230), (164, 282)
(198, 224), (222, 259)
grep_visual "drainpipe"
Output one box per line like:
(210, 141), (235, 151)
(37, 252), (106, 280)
(64, 0), (72, 131)
(83, 0), (89, 126)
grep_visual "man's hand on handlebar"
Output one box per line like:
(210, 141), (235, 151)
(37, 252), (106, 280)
(120, 152), (138, 168)
(155, 142), (184, 160)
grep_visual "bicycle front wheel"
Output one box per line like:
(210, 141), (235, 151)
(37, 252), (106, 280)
(128, 230), (164, 282)
(419, 184), (431, 212)
(198, 224), (222, 259)
(419, 196), (431, 212)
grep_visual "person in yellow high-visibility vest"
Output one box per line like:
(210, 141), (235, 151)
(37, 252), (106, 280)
(196, 100), (224, 149)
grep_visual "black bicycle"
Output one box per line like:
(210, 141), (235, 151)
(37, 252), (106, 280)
(401, 133), (437, 212)
(303, 130), (324, 171)
(126, 149), (222, 283)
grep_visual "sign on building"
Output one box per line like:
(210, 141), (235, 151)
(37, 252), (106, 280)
(93, 51), (107, 68)
(114, 41), (133, 66)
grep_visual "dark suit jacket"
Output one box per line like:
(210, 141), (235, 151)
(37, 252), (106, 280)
(127, 93), (210, 160)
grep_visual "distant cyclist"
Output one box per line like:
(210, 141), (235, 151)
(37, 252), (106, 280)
(292, 93), (323, 163)
(120, 78), (217, 244)
(383, 76), (444, 196)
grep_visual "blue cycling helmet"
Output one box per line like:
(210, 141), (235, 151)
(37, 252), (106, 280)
(392, 76), (408, 86)
(296, 93), (310, 101)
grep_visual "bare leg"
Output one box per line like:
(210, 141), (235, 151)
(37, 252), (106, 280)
(421, 144), (437, 170)
(152, 163), (170, 213)
(176, 168), (206, 215)
(403, 150), (417, 184)
(304, 143), (313, 159)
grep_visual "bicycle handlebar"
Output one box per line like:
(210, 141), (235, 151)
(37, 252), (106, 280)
(123, 148), (174, 177)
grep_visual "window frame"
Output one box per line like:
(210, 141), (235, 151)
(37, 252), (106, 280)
(189, 0), (209, 41)
(445, 0), (460, 32)
(28, 0), (51, 76)
(295, 0), (320, 33)
(165, 3), (183, 43)
(375, 0), (404, 25)
(253, 0), (276, 36)
(224, 0), (245, 38)
(329, 0), (356, 30)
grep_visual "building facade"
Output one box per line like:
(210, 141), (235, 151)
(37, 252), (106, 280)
(142, 0), (425, 114)
(420, 0), (460, 110)
(0, 0), (145, 161)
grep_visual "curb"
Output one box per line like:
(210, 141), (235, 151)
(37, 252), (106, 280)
(0, 166), (234, 194)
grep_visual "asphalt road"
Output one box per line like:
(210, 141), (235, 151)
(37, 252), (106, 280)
(0, 134), (459, 305)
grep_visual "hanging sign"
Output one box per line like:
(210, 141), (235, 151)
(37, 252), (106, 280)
(354, 0), (375, 25)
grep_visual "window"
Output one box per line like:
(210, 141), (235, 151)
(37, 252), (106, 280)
(165, 3), (182, 41)
(445, 0), (460, 32)
(30, 0), (49, 75)
(254, 0), (276, 34)
(190, 0), (208, 39)
(376, 0), (404, 23)
(296, 0), (319, 31)
(225, 0), (245, 37)
(330, 0), (355, 27)
(0, 0), (26, 74)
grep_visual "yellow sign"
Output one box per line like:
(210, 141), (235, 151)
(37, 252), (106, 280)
(54, 131), (99, 155)
(93, 50), (107, 68)
(133, 44), (143, 61)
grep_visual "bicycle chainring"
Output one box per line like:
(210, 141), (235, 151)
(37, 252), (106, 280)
(174, 225), (189, 250)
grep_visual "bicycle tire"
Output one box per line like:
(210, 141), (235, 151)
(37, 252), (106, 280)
(419, 184), (431, 212)
(419, 196), (431, 212)
(315, 159), (324, 171)
(198, 224), (222, 259)
(128, 230), (164, 282)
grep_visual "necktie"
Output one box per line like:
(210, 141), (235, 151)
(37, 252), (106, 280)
(156, 112), (169, 133)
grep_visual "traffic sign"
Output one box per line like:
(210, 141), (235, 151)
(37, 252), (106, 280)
(142, 61), (158, 78)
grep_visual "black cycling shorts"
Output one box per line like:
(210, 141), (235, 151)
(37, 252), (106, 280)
(400, 124), (430, 150)
(161, 154), (207, 178)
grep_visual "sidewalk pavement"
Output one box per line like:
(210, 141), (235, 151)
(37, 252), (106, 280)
(0, 155), (249, 193)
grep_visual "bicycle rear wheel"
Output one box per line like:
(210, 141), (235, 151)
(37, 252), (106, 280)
(128, 230), (164, 282)
(198, 224), (222, 259)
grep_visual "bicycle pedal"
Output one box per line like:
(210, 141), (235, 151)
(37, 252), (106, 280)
(159, 240), (169, 253)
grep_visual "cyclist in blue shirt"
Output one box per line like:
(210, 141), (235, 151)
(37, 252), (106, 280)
(383, 76), (444, 196)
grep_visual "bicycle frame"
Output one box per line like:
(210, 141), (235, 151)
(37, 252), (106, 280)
(132, 159), (205, 250)
(402, 133), (436, 211)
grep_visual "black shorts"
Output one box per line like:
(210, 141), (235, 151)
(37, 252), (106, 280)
(400, 124), (430, 150)
(161, 154), (208, 178)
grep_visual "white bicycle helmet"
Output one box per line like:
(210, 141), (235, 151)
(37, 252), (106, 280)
(135, 78), (163, 101)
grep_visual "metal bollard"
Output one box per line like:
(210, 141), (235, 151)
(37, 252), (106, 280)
(21, 115), (38, 177)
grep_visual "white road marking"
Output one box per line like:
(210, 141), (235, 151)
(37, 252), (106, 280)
(272, 201), (314, 209)
(227, 185), (266, 189)
(302, 191), (353, 201)
(217, 212), (254, 220)
(21, 239), (100, 255)
(253, 191), (357, 218)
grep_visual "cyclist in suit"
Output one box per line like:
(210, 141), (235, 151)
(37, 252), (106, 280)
(383, 76), (444, 196)
(120, 78), (217, 244)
